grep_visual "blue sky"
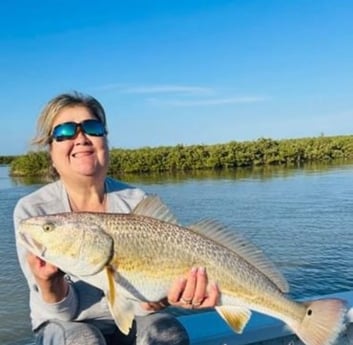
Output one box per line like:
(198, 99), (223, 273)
(1, 0), (353, 155)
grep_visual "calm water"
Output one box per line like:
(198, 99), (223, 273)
(2, 162), (353, 345)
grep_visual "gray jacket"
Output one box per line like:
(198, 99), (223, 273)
(13, 177), (146, 332)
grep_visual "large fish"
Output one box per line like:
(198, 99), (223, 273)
(18, 196), (346, 345)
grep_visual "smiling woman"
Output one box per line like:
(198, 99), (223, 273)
(12, 91), (219, 345)
(30, 93), (109, 182)
(48, 105), (109, 190)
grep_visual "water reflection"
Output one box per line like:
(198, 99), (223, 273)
(111, 159), (353, 184)
(4, 159), (353, 187)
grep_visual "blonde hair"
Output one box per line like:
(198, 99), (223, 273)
(32, 91), (108, 149)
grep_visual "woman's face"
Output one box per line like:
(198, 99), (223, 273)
(50, 105), (109, 182)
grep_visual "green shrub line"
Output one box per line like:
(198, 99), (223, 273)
(6, 135), (353, 178)
(0, 155), (17, 165)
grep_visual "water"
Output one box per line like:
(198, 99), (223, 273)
(0, 166), (38, 345)
(2, 162), (353, 345)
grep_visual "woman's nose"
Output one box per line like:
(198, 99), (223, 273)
(74, 129), (90, 144)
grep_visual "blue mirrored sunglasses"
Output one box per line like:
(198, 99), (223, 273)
(51, 119), (107, 142)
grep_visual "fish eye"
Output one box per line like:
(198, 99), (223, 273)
(42, 223), (55, 232)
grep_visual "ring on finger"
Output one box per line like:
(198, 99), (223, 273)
(192, 300), (202, 308)
(181, 297), (192, 305)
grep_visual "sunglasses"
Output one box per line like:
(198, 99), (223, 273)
(51, 119), (107, 142)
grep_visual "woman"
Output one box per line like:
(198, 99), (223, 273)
(13, 92), (219, 345)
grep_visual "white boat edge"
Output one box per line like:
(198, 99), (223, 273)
(178, 291), (353, 345)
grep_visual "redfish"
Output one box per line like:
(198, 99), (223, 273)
(18, 196), (347, 345)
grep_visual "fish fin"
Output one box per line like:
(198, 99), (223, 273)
(188, 219), (289, 293)
(132, 195), (179, 224)
(289, 299), (347, 345)
(215, 306), (252, 333)
(104, 267), (136, 335)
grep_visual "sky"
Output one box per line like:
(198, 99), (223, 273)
(1, 0), (353, 155)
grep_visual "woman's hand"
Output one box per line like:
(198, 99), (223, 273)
(27, 252), (69, 303)
(168, 267), (219, 309)
(142, 267), (219, 312)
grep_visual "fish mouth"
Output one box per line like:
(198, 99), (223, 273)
(19, 233), (46, 257)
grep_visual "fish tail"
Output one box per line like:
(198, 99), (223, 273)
(290, 299), (347, 345)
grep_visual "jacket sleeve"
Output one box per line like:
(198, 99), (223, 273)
(13, 196), (79, 330)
